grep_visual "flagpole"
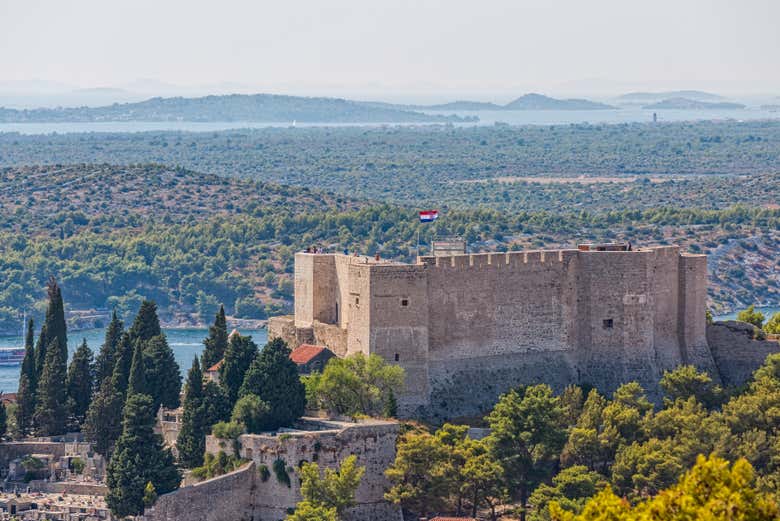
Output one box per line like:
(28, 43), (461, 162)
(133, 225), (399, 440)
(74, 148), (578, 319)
(416, 228), (420, 259)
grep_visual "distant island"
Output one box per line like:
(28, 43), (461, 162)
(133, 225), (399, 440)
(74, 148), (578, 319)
(502, 93), (614, 110)
(0, 93), (477, 124)
(367, 93), (615, 112)
(618, 90), (725, 102)
(643, 97), (746, 110)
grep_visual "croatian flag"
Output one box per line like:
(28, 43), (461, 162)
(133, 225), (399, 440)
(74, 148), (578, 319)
(419, 210), (439, 223)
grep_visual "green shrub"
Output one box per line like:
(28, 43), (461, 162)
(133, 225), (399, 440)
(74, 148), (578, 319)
(273, 458), (291, 487)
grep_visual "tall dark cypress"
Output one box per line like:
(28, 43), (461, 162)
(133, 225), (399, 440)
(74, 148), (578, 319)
(33, 339), (68, 436)
(66, 339), (94, 426)
(143, 335), (181, 411)
(177, 357), (206, 468)
(127, 340), (147, 398)
(95, 311), (124, 386)
(35, 277), (68, 379)
(219, 333), (258, 405)
(15, 318), (37, 436)
(201, 306), (228, 372)
(84, 378), (124, 457)
(111, 333), (134, 396)
(106, 394), (181, 517)
(128, 300), (161, 346)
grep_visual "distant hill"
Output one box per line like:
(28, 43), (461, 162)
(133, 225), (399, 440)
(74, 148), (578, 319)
(618, 90), (724, 102)
(362, 94), (613, 112)
(0, 93), (475, 124)
(643, 97), (746, 110)
(503, 93), (614, 110)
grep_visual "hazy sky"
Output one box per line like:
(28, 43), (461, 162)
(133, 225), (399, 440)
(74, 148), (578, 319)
(1, 0), (778, 98)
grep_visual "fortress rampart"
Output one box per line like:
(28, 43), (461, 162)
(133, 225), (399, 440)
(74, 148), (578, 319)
(270, 246), (719, 419)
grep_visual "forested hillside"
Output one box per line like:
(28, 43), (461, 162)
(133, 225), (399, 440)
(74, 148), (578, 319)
(0, 163), (777, 333)
(1, 121), (777, 212)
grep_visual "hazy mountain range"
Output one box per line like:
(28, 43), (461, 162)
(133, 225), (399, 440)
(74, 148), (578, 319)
(0, 94), (476, 124)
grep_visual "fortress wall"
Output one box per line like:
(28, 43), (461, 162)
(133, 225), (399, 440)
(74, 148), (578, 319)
(707, 321), (780, 387)
(311, 321), (348, 356)
(678, 254), (716, 373)
(207, 421), (400, 521)
(424, 350), (579, 420)
(140, 462), (256, 521)
(578, 251), (662, 395)
(367, 265), (430, 408)
(333, 255), (354, 329)
(294, 253), (316, 327)
(346, 263), (372, 356)
(650, 247), (684, 365)
(426, 251), (576, 362)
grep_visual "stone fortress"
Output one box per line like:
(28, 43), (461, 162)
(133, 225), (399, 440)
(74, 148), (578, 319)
(270, 243), (770, 419)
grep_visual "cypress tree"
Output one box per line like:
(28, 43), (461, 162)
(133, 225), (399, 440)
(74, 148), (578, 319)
(15, 318), (37, 436)
(202, 380), (231, 427)
(111, 332), (134, 396)
(127, 340), (147, 398)
(106, 393), (181, 517)
(83, 378), (124, 457)
(33, 339), (68, 436)
(177, 357), (206, 468)
(239, 338), (306, 431)
(84, 333), (129, 456)
(143, 335), (181, 411)
(201, 306), (228, 372)
(219, 333), (258, 405)
(66, 339), (94, 426)
(95, 311), (123, 386)
(128, 300), (161, 345)
(35, 277), (68, 379)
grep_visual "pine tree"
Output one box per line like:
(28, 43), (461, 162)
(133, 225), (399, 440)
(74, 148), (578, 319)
(111, 333), (134, 396)
(143, 335), (181, 411)
(33, 339), (69, 436)
(83, 378), (124, 457)
(240, 338), (306, 431)
(34, 277), (68, 383)
(201, 306), (228, 372)
(66, 339), (94, 426)
(127, 340), (147, 397)
(106, 393), (181, 517)
(219, 333), (259, 405)
(15, 318), (37, 436)
(128, 300), (161, 345)
(177, 357), (207, 468)
(95, 311), (123, 386)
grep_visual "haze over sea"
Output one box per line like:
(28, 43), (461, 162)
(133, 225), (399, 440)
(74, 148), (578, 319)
(0, 327), (268, 394)
(0, 108), (777, 134)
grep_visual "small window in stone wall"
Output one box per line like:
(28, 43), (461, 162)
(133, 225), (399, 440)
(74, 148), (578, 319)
(603, 319), (614, 329)
(355, 297), (359, 305)
(394, 353), (400, 361)
(401, 298), (409, 307)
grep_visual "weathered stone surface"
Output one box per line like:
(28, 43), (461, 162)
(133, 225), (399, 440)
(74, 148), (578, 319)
(707, 321), (780, 387)
(271, 247), (722, 417)
(140, 462), (256, 521)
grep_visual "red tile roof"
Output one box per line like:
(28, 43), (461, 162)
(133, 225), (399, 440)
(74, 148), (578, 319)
(290, 344), (327, 364)
(207, 359), (224, 373)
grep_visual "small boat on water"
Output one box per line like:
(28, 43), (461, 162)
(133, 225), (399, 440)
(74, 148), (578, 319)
(0, 348), (25, 366)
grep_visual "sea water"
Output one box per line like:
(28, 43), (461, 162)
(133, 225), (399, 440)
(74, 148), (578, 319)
(0, 327), (268, 394)
(0, 108), (777, 134)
